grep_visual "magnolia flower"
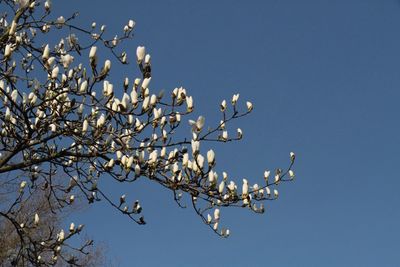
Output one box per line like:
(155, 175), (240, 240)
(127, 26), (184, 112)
(82, 119), (88, 133)
(213, 222), (219, 231)
(102, 59), (111, 75)
(131, 89), (138, 105)
(142, 77), (151, 89)
(213, 208), (220, 221)
(56, 16), (65, 25)
(136, 46), (146, 62)
(80, 80), (88, 93)
(208, 171), (216, 184)
(145, 54), (151, 64)
(42, 44), (50, 61)
(274, 189), (279, 198)
(96, 114), (105, 128)
(51, 66), (59, 79)
(289, 170), (295, 179)
(186, 96), (193, 112)
(34, 213), (39, 226)
(148, 150), (158, 165)
(221, 130), (228, 141)
(222, 228), (230, 237)
(142, 96), (150, 111)
(246, 101), (253, 112)
(275, 174), (280, 184)
(264, 170), (270, 181)
(126, 156), (134, 169)
(11, 89), (18, 102)
(207, 214), (212, 224)
(128, 19), (135, 29)
(237, 128), (243, 139)
(191, 140), (200, 155)
(121, 93), (130, 110)
(134, 164), (141, 176)
(61, 54), (74, 68)
(227, 181), (236, 192)
(57, 229), (65, 242)
(4, 44), (12, 58)
(231, 93), (239, 105)
(47, 57), (55, 66)
(242, 179), (249, 197)
(106, 158), (115, 169)
(207, 149), (215, 166)
(44, 0), (51, 11)
(220, 100), (227, 111)
(189, 116), (205, 132)
(69, 222), (75, 232)
(89, 46), (97, 62)
(182, 153), (189, 167)
(150, 94), (157, 106)
(194, 154), (205, 170)
(218, 181), (225, 194)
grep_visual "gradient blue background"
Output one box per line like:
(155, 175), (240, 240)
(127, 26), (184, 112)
(55, 1), (400, 266)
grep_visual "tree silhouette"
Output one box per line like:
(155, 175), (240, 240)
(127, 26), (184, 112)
(0, 0), (296, 265)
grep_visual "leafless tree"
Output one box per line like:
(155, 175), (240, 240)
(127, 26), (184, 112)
(0, 0), (296, 266)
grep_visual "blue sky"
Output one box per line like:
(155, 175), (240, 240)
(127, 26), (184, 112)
(55, 1), (400, 266)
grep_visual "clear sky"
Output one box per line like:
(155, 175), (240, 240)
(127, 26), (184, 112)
(55, 1), (400, 266)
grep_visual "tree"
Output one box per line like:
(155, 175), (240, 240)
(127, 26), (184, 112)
(0, 0), (296, 266)
(0, 182), (107, 266)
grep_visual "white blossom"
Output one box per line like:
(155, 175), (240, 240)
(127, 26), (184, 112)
(207, 149), (215, 166)
(213, 209), (220, 221)
(51, 66), (59, 79)
(136, 46), (146, 62)
(220, 100), (227, 111)
(231, 93), (239, 105)
(242, 179), (249, 197)
(246, 101), (253, 112)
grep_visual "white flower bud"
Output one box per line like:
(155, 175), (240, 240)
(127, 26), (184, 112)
(242, 179), (249, 196)
(136, 46), (146, 62)
(231, 93), (239, 105)
(207, 149), (215, 166)
(145, 54), (151, 64)
(89, 46), (97, 60)
(4, 44), (12, 58)
(207, 214), (212, 224)
(246, 101), (253, 112)
(104, 59), (111, 72)
(220, 100), (227, 111)
(237, 128), (243, 139)
(221, 130), (228, 141)
(128, 20), (135, 29)
(289, 170), (295, 179)
(213, 209), (220, 221)
(79, 80), (88, 93)
(51, 66), (59, 79)
(186, 96), (193, 112)
(264, 170), (270, 180)
(82, 119), (88, 133)
(274, 189), (279, 198)
(218, 181), (225, 194)
(142, 77), (151, 89)
(42, 44), (50, 61)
